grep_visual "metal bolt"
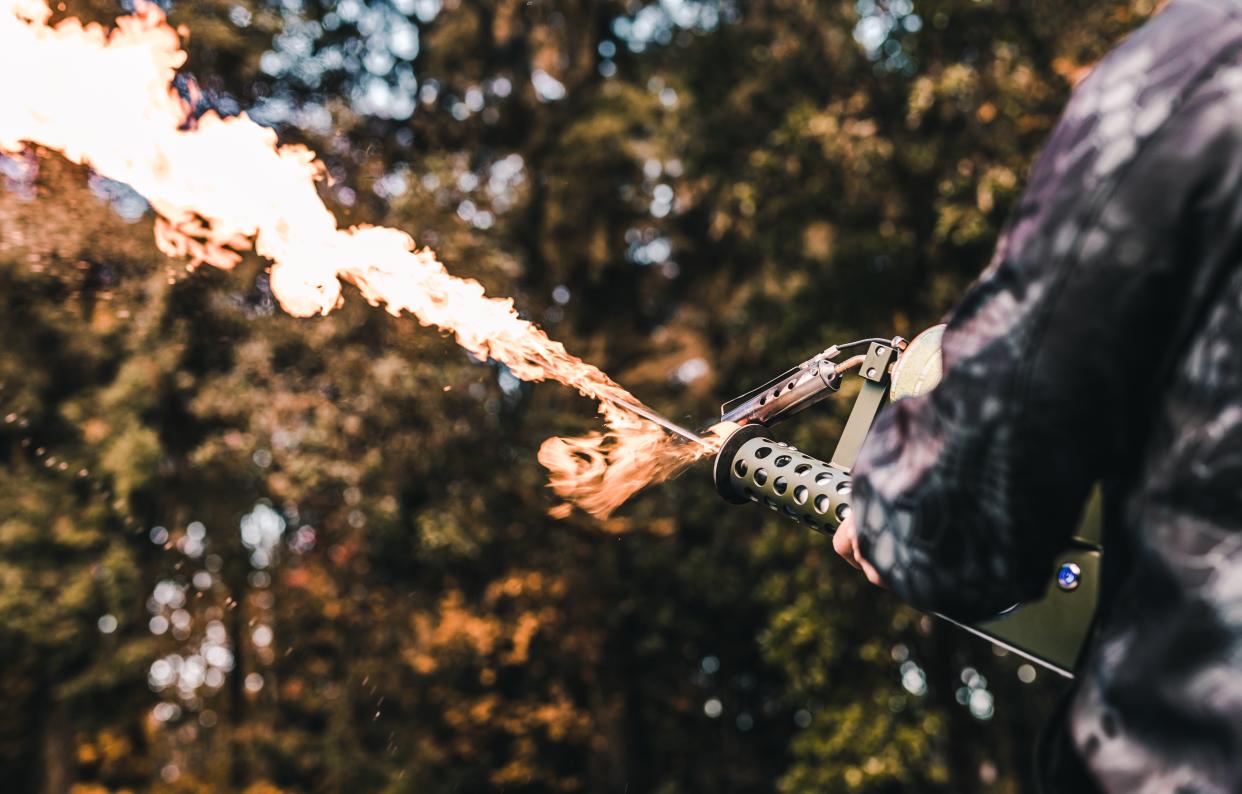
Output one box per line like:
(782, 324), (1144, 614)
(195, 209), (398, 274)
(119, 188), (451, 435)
(1056, 563), (1082, 591)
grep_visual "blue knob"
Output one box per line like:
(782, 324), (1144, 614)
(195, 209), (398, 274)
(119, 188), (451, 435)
(1057, 563), (1082, 591)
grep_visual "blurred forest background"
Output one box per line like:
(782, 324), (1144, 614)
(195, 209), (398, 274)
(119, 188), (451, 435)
(0, 0), (1156, 791)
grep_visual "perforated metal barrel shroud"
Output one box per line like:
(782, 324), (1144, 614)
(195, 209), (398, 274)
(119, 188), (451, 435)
(713, 423), (853, 534)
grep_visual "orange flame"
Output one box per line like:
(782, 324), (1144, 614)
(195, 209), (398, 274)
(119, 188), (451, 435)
(539, 413), (735, 521)
(0, 0), (718, 519)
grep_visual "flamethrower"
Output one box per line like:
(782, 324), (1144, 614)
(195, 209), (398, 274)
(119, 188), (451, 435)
(650, 327), (1103, 678)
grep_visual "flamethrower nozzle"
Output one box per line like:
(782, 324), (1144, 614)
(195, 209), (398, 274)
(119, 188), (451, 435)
(718, 337), (897, 429)
(612, 398), (712, 447)
(718, 356), (843, 428)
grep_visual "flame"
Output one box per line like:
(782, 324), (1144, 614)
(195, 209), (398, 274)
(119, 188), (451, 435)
(539, 414), (734, 521)
(0, 0), (719, 519)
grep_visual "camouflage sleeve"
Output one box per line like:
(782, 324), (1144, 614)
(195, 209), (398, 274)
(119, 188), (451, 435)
(847, 250), (1104, 621)
(850, 14), (1242, 620)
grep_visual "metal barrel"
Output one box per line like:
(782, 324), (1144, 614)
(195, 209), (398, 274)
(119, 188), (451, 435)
(712, 326), (950, 535)
(713, 423), (853, 536)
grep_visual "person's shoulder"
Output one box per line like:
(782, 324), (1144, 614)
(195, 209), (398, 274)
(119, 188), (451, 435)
(1103, 3), (1238, 70)
(1090, 0), (1242, 87)
(1058, 0), (1242, 152)
(1020, 1), (1242, 221)
(1144, 0), (1242, 39)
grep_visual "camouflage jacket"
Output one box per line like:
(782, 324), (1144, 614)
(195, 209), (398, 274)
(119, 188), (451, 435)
(852, 1), (1242, 791)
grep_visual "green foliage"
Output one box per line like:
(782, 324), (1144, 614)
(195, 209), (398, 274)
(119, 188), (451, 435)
(0, 1), (1155, 792)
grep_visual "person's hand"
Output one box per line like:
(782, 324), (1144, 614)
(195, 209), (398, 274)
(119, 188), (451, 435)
(832, 513), (886, 587)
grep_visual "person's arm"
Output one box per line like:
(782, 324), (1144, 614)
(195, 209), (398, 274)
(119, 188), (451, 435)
(847, 30), (1242, 620)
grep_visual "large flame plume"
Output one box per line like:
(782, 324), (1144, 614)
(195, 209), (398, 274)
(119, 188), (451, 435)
(0, 0), (722, 519)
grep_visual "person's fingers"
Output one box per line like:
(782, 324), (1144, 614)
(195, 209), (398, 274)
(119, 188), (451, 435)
(834, 514), (888, 588)
(833, 515), (862, 569)
(859, 556), (887, 588)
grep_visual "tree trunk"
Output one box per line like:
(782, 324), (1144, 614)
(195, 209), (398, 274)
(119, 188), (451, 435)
(39, 687), (74, 794)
